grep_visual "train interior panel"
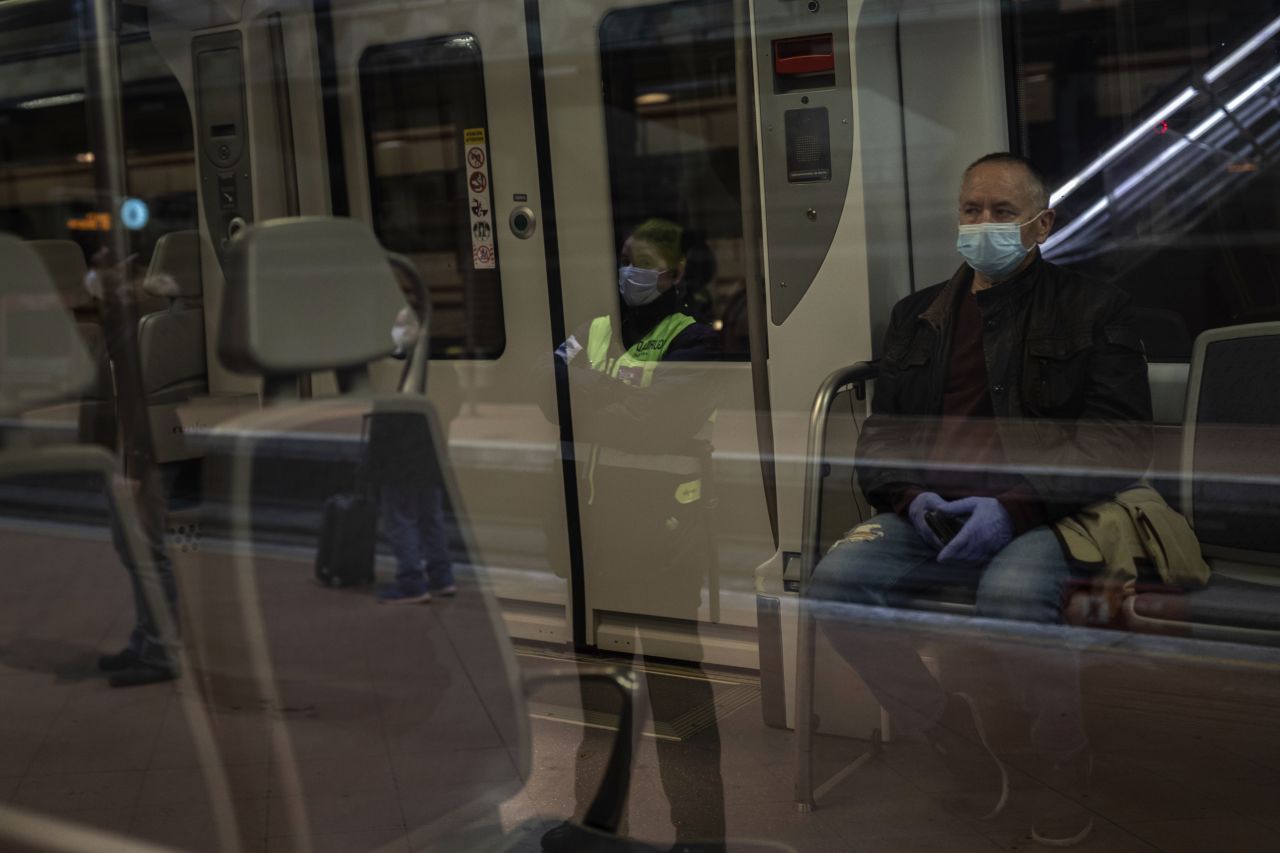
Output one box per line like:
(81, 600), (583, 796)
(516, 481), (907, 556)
(3, 0), (1280, 851)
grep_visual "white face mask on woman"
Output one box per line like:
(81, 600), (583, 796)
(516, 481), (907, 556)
(618, 265), (666, 307)
(956, 210), (1046, 280)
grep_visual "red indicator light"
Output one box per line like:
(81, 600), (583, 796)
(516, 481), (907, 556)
(1156, 120), (1169, 135)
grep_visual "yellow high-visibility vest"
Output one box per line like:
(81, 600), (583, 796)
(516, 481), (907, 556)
(582, 312), (703, 505)
(586, 312), (696, 388)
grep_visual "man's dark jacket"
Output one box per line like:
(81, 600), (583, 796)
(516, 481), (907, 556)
(857, 253), (1153, 524)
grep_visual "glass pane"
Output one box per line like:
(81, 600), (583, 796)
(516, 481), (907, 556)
(1012, 2), (1280, 360)
(0, 21), (196, 273)
(360, 35), (506, 359)
(600, 0), (751, 359)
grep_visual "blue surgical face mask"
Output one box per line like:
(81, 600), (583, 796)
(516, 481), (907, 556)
(956, 210), (1046, 280)
(618, 265), (665, 307)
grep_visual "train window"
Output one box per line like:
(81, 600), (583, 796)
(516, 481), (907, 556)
(600, 0), (752, 359)
(0, 10), (197, 272)
(360, 35), (505, 360)
(1012, 2), (1280, 361)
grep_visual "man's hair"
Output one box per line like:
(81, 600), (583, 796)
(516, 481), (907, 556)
(630, 217), (686, 268)
(963, 152), (1051, 211)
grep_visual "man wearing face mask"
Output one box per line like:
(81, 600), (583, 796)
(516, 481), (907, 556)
(541, 217), (726, 850)
(808, 153), (1151, 846)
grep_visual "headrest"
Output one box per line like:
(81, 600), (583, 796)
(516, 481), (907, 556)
(0, 233), (93, 416)
(144, 230), (203, 300)
(219, 217), (404, 375)
(26, 239), (93, 310)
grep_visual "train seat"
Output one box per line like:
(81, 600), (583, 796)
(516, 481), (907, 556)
(137, 230), (208, 462)
(22, 239), (115, 447)
(1122, 322), (1280, 644)
(806, 323), (1280, 645)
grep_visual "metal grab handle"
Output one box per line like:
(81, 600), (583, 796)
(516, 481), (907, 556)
(523, 666), (641, 834)
(799, 361), (878, 596)
(795, 360), (877, 811)
(386, 252), (431, 396)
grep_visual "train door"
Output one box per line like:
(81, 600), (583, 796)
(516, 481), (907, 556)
(536, 0), (776, 665)
(323, 0), (575, 643)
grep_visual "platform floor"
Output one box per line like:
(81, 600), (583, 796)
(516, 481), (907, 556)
(3, 522), (1280, 852)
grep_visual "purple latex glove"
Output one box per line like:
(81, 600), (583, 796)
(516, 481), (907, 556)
(936, 496), (1014, 565)
(907, 491), (948, 550)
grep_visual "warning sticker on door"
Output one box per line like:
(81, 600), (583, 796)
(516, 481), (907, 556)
(464, 127), (495, 270)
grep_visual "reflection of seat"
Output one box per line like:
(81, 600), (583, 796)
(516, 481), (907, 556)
(25, 239), (115, 447)
(138, 230), (207, 404)
(194, 218), (775, 851)
(136, 231), (208, 462)
(1, 236), (95, 418)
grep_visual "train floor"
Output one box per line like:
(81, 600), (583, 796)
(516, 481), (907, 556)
(3, 520), (1280, 852)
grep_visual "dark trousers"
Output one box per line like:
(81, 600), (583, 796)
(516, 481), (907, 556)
(108, 466), (178, 668)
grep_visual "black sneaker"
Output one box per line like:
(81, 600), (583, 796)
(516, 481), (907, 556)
(925, 692), (1009, 820)
(1031, 749), (1094, 847)
(97, 648), (140, 672)
(108, 662), (178, 688)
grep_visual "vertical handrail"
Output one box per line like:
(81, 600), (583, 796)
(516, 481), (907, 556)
(733, 0), (779, 551)
(794, 361), (877, 811)
(266, 12), (310, 399)
(80, 0), (159, 479)
(267, 13), (301, 219)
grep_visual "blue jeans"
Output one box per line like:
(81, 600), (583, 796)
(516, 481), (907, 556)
(809, 512), (1086, 759)
(381, 484), (454, 594)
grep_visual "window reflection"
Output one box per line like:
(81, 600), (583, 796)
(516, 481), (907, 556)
(360, 35), (506, 360)
(1014, 2), (1280, 359)
(0, 20), (196, 273)
(600, 0), (752, 358)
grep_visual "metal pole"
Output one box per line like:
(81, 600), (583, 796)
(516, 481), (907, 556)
(267, 11), (313, 398)
(734, 0), (780, 551)
(80, 0), (159, 478)
(82, 0), (130, 267)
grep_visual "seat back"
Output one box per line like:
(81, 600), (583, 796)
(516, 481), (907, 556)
(193, 217), (528, 847)
(24, 239), (113, 406)
(0, 235), (94, 417)
(220, 216), (404, 396)
(1181, 322), (1280, 563)
(138, 230), (208, 403)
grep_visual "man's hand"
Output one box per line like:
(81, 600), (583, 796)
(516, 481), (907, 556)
(907, 491), (948, 549)
(936, 496), (1014, 564)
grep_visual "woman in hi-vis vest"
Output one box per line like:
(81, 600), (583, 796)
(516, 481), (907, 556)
(543, 218), (727, 849)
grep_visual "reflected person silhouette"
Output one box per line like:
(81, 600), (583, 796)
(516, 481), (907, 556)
(86, 248), (179, 687)
(541, 218), (726, 850)
(366, 267), (458, 604)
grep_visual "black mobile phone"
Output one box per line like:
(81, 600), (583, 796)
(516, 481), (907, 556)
(925, 509), (969, 545)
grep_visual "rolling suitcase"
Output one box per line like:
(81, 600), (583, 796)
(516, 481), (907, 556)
(314, 492), (377, 587)
(314, 417), (378, 587)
